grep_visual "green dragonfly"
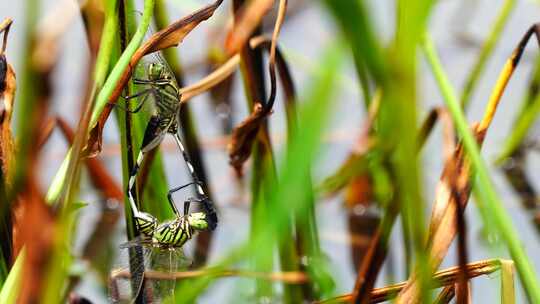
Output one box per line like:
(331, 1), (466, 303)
(109, 52), (218, 302)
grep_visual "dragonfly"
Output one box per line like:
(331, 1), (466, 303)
(109, 202), (212, 303)
(109, 53), (218, 302)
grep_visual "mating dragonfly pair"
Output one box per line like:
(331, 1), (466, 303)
(109, 54), (217, 302)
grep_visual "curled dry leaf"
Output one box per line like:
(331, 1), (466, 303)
(228, 36), (293, 175)
(84, 0), (224, 156)
(0, 18), (14, 182)
(0, 18), (12, 54)
(227, 1), (287, 174)
(228, 103), (268, 174)
(393, 126), (485, 304)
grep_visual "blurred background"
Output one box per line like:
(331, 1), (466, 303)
(1, 0), (540, 303)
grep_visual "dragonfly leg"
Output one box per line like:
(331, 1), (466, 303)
(108, 88), (153, 113)
(133, 78), (158, 85)
(172, 132), (207, 198)
(166, 182), (201, 216)
(121, 88), (154, 113)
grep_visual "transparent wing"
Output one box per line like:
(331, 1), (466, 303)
(145, 246), (192, 303)
(109, 238), (153, 304)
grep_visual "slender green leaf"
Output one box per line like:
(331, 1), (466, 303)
(0, 249), (25, 304)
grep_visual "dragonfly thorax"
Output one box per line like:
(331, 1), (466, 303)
(147, 62), (170, 81)
(152, 217), (192, 247)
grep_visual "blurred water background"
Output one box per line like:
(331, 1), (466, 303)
(2, 0), (540, 302)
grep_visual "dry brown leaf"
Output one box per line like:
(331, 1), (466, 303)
(226, 1), (288, 174)
(318, 259), (502, 304)
(395, 23), (540, 304)
(394, 126), (485, 304)
(15, 182), (55, 303)
(228, 103), (268, 174)
(0, 55), (16, 184)
(111, 268), (308, 283)
(226, 0), (274, 54)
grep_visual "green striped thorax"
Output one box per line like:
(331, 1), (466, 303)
(137, 212), (209, 247)
(145, 61), (181, 123)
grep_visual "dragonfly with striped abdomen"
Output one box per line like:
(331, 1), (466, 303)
(108, 51), (218, 302)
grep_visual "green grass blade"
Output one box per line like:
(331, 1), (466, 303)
(0, 248), (25, 304)
(323, 0), (386, 104)
(460, 0), (516, 108)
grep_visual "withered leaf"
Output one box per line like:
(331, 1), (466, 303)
(395, 127), (486, 304)
(228, 103), (269, 175)
(0, 54), (16, 184)
(318, 259), (503, 304)
(226, 0), (274, 55)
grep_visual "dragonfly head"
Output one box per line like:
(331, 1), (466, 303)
(148, 62), (169, 81)
(187, 212), (209, 230)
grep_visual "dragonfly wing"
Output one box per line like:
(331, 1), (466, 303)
(145, 247), (192, 303)
(109, 240), (153, 303)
